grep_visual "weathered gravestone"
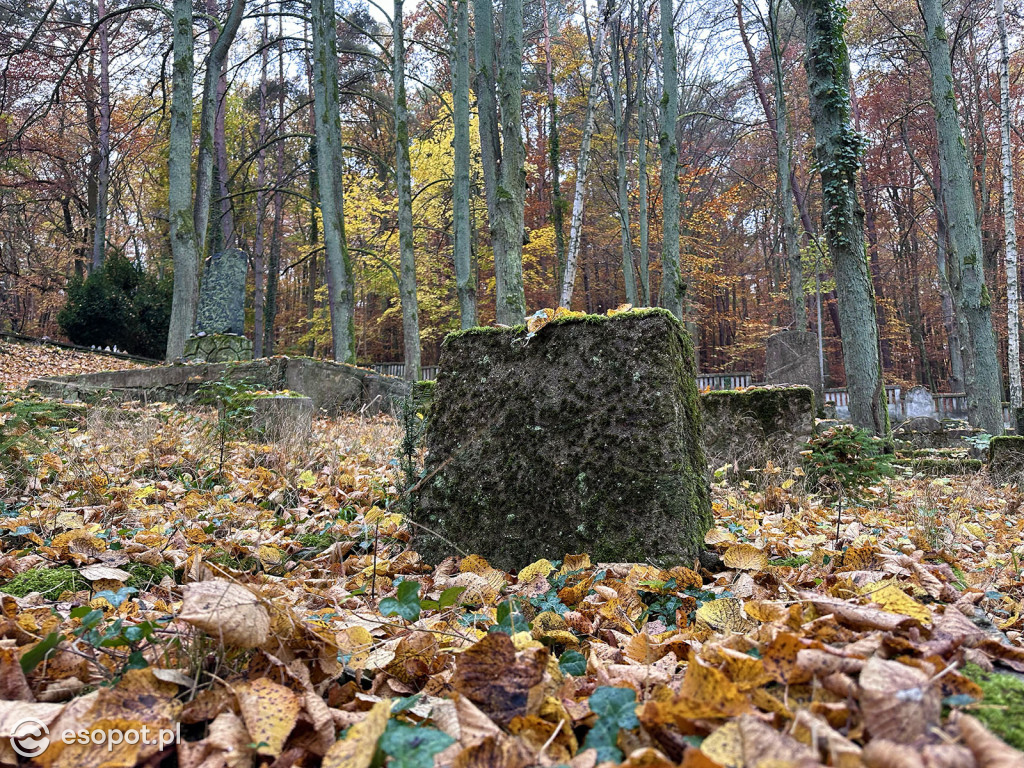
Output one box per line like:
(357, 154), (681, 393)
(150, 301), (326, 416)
(989, 436), (1024, 485)
(184, 249), (252, 362)
(904, 386), (937, 420)
(765, 330), (822, 411)
(415, 309), (712, 571)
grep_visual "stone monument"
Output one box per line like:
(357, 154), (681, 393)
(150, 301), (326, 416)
(414, 309), (712, 570)
(184, 249), (253, 362)
(765, 330), (822, 412)
(903, 385), (938, 420)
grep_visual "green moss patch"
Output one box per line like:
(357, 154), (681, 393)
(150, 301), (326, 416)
(0, 566), (83, 597)
(962, 663), (1024, 749)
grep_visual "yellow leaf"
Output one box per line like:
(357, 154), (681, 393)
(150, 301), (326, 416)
(722, 543), (768, 571)
(234, 678), (301, 758)
(517, 559), (555, 583)
(322, 699), (391, 768)
(696, 598), (756, 634)
(866, 584), (932, 625)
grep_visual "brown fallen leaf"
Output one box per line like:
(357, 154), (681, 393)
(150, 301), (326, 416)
(178, 579), (271, 648)
(859, 656), (940, 744)
(233, 678), (301, 758)
(954, 713), (1024, 768)
(452, 633), (548, 728)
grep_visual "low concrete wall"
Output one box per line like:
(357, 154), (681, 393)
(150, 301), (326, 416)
(28, 356), (411, 416)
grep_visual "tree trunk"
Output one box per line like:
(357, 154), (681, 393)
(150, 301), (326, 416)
(658, 0), (683, 319)
(166, 0), (200, 360)
(193, 0), (244, 259)
(791, 0), (887, 435)
(997, 0), (1021, 413)
(394, 0), (421, 379)
(263, 12), (285, 357)
(610, 22), (638, 306)
(637, 25), (650, 306)
(493, 0), (527, 324)
(921, 0), (1004, 434)
(252, 12), (269, 358)
(311, 0), (356, 362)
(560, 0), (614, 308)
(541, 0), (567, 303)
(91, 0), (110, 271)
(452, 0), (476, 328)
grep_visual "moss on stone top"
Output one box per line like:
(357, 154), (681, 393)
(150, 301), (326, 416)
(441, 307), (682, 345)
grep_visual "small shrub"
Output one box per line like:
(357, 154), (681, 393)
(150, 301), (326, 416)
(803, 424), (893, 500)
(58, 254), (172, 358)
(0, 395), (83, 489)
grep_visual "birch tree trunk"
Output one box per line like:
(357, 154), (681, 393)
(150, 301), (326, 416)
(452, 0), (476, 328)
(658, 0), (683, 319)
(166, 0), (200, 360)
(193, 0), (244, 258)
(393, 0), (421, 380)
(610, 22), (638, 305)
(91, 0), (110, 271)
(559, 0), (614, 308)
(493, 0), (527, 324)
(921, 0), (1004, 435)
(791, 0), (887, 435)
(311, 0), (356, 362)
(997, 0), (1021, 414)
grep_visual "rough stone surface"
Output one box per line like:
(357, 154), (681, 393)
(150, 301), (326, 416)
(28, 357), (410, 416)
(251, 395), (313, 442)
(904, 386), (937, 419)
(415, 309), (712, 571)
(183, 333), (253, 363)
(700, 386), (815, 472)
(196, 249), (248, 335)
(989, 436), (1024, 485)
(765, 330), (823, 410)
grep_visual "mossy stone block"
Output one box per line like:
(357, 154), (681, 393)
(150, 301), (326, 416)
(700, 385), (815, 472)
(414, 309), (711, 571)
(183, 333), (253, 363)
(989, 435), (1024, 485)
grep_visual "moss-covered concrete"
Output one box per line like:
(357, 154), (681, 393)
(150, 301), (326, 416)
(414, 309), (711, 570)
(699, 386), (815, 471)
(989, 435), (1024, 485)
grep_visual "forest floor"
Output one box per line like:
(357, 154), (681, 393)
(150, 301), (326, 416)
(0, 339), (149, 390)
(0, 367), (1023, 767)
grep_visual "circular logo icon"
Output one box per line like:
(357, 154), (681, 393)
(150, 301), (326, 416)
(10, 718), (50, 758)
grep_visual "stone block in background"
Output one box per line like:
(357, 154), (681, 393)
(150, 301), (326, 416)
(765, 330), (823, 412)
(196, 249), (248, 336)
(251, 394), (313, 442)
(700, 386), (815, 473)
(415, 309), (711, 571)
(903, 386), (938, 420)
(989, 436), (1024, 486)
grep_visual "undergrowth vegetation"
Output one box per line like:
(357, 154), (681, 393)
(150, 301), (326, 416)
(0, 389), (1022, 765)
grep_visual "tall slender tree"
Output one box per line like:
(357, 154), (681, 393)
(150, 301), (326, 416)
(609, 17), (638, 306)
(451, 0), (476, 328)
(393, 0), (421, 379)
(791, 0), (887, 435)
(658, 0), (683, 319)
(91, 0), (110, 271)
(311, 0), (356, 361)
(996, 0), (1020, 416)
(166, 0), (199, 360)
(921, 0), (1004, 434)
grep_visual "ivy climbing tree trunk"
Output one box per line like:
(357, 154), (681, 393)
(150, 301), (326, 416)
(658, 0), (683, 319)
(452, 0), (476, 328)
(997, 0), (1021, 415)
(311, 0), (356, 362)
(791, 0), (887, 435)
(166, 0), (199, 361)
(393, 0), (421, 379)
(921, 0), (1004, 435)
